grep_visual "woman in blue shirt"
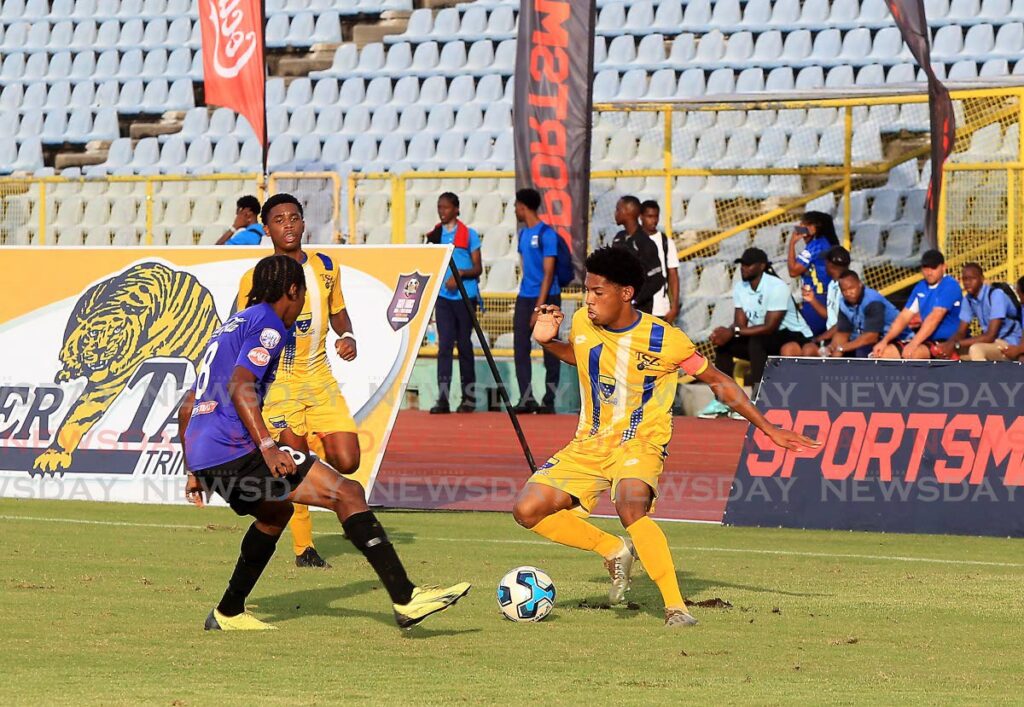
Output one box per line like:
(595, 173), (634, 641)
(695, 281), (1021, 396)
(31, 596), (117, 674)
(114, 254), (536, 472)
(787, 211), (840, 336)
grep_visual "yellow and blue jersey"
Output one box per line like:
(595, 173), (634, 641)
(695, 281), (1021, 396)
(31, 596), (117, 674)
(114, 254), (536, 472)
(237, 251), (346, 381)
(569, 308), (707, 454)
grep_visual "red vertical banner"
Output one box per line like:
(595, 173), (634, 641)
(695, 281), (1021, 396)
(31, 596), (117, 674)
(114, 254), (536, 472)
(884, 0), (956, 249)
(514, 0), (596, 280)
(199, 0), (267, 161)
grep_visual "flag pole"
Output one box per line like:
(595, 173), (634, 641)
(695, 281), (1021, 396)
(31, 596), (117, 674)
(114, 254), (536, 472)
(449, 261), (537, 474)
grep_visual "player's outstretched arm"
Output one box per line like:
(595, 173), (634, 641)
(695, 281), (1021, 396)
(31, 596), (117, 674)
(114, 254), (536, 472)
(532, 304), (576, 366)
(228, 366), (297, 477)
(695, 365), (820, 453)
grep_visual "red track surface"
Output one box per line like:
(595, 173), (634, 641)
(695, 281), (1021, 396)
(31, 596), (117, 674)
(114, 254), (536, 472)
(370, 411), (747, 522)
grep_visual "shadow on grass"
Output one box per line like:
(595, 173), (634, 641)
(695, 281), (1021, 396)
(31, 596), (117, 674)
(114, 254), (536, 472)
(257, 582), (480, 638)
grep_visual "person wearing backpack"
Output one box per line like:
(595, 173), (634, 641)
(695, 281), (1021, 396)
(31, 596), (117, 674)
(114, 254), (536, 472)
(937, 262), (1023, 361)
(512, 188), (567, 414)
(639, 200), (680, 323)
(425, 192), (483, 413)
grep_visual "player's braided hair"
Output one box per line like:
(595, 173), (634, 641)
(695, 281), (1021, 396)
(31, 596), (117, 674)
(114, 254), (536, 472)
(246, 255), (305, 307)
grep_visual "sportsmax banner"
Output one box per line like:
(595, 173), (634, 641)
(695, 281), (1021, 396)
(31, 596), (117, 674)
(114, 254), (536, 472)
(514, 0), (596, 279)
(0, 246), (450, 505)
(725, 358), (1024, 537)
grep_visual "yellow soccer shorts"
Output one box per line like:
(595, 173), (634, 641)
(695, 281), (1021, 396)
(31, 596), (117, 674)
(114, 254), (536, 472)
(527, 440), (666, 517)
(263, 374), (357, 440)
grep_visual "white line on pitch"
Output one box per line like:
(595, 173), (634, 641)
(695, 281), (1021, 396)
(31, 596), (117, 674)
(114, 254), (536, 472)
(3, 513), (1021, 569)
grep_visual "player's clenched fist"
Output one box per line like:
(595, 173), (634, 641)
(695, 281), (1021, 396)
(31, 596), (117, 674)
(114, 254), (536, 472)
(335, 336), (357, 361)
(532, 305), (563, 344)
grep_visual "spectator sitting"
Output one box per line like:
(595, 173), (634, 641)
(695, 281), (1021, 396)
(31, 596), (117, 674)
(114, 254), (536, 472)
(698, 248), (813, 418)
(512, 188), (560, 414)
(830, 270), (908, 357)
(217, 195), (265, 245)
(937, 263), (1023, 361)
(610, 195), (663, 314)
(800, 245), (850, 356)
(872, 249), (963, 359)
(639, 200), (680, 323)
(787, 211), (840, 337)
(425, 192), (483, 414)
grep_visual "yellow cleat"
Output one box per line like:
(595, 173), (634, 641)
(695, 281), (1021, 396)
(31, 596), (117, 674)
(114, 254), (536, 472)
(393, 582), (472, 630)
(204, 608), (277, 631)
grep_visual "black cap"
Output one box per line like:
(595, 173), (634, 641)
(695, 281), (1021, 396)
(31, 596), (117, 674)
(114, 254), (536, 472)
(735, 247), (770, 266)
(921, 249), (945, 268)
(826, 245), (851, 266)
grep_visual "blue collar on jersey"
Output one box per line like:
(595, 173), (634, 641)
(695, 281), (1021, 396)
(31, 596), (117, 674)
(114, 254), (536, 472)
(604, 312), (642, 333)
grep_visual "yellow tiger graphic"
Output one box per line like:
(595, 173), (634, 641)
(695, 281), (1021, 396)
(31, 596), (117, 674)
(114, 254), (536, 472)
(33, 262), (221, 474)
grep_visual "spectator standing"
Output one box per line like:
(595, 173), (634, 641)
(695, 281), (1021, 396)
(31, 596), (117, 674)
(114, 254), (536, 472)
(800, 246), (850, 356)
(513, 188), (560, 414)
(610, 196), (663, 314)
(426, 193), (483, 413)
(217, 195), (265, 245)
(787, 211), (840, 336)
(639, 200), (680, 323)
(831, 270), (908, 357)
(698, 248), (812, 418)
(938, 263), (1022, 361)
(873, 250), (963, 359)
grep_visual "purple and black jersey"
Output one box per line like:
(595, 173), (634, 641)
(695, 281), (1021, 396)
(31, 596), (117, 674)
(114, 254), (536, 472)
(184, 303), (290, 471)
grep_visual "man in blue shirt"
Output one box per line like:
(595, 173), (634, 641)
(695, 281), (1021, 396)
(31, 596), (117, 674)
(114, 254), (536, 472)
(181, 254), (471, 631)
(799, 245), (850, 356)
(936, 263), (1023, 361)
(700, 248), (812, 417)
(831, 270), (907, 358)
(513, 188), (560, 414)
(873, 249), (963, 359)
(427, 192), (483, 413)
(217, 195), (265, 245)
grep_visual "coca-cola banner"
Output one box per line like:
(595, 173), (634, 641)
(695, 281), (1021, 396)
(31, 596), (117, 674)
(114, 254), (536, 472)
(514, 0), (597, 279)
(199, 0), (267, 153)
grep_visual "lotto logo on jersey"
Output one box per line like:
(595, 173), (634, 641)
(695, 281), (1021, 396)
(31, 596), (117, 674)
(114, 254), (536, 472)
(259, 327), (281, 349)
(247, 346), (271, 367)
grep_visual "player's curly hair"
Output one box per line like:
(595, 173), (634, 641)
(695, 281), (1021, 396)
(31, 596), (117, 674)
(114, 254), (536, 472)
(246, 255), (305, 307)
(585, 246), (645, 294)
(261, 193), (304, 224)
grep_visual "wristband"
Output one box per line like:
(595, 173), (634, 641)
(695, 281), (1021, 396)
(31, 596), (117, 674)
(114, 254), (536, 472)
(733, 326), (741, 337)
(340, 332), (356, 343)
(259, 437), (275, 451)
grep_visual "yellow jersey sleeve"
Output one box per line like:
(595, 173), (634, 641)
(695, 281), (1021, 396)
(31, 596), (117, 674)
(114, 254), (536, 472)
(328, 264), (346, 315)
(664, 325), (708, 376)
(236, 267), (255, 313)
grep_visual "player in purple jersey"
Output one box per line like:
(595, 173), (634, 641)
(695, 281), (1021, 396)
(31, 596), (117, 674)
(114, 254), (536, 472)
(180, 255), (471, 631)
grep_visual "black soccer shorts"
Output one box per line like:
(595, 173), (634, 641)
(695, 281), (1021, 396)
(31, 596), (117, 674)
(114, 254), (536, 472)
(194, 446), (317, 516)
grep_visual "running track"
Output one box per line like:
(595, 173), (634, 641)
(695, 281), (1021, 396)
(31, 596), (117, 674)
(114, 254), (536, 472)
(371, 411), (747, 522)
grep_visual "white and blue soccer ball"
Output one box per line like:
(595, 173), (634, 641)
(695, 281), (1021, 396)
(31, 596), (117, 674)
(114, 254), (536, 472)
(497, 566), (556, 622)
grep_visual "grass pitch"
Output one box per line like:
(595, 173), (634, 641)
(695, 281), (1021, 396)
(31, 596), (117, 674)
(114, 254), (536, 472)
(1, 498), (1021, 705)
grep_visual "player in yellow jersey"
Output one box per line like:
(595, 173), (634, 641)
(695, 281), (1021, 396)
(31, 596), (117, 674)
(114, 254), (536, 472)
(236, 194), (359, 569)
(512, 247), (819, 627)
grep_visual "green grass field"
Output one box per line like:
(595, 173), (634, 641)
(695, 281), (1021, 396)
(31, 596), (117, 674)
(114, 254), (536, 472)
(1, 498), (1021, 705)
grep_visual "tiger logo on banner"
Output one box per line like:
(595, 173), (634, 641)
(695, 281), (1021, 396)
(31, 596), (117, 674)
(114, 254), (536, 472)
(34, 263), (220, 474)
(0, 246), (451, 505)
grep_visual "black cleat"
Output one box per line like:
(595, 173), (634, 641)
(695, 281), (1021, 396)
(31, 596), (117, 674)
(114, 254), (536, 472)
(455, 400), (476, 413)
(295, 548), (331, 568)
(513, 399), (538, 415)
(429, 402), (451, 414)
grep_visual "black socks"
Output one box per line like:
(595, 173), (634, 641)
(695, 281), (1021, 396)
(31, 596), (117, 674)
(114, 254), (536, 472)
(343, 511), (415, 605)
(218, 523), (279, 617)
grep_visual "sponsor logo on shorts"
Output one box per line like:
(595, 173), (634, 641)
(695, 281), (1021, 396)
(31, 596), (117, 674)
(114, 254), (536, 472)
(269, 416), (288, 429)
(624, 458), (639, 467)
(247, 346), (271, 366)
(260, 327), (281, 349)
(192, 400), (218, 416)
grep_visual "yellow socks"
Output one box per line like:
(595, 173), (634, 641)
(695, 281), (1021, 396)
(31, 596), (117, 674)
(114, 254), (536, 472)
(289, 503), (314, 556)
(531, 510), (625, 559)
(626, 516), (685, 609)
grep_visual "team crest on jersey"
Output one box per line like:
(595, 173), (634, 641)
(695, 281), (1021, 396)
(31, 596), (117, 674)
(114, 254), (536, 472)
(388, 271), (431, 331)
(598, 374), (617, 403)
(259, 327), (281, 349)
(295, 312), (312, 333)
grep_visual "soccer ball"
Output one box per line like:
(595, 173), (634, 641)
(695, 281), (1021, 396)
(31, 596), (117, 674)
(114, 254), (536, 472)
(497, 566), (556, 622)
